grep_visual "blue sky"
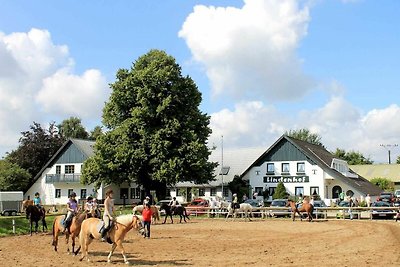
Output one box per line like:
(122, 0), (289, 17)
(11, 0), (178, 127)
(0, 0), (399, 162)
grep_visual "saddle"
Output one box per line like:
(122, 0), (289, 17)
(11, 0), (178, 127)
(96, 220), (114, 244)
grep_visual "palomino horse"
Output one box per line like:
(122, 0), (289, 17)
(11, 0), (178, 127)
(226, 203), (253, 221)
(160, 203), (190, 224)
(52, 212), (89, 253)
(25, 205), (47, 235)
(287, 199), (314, 222)
(75, 214), (142, 264)
(132, 205), (160, 223)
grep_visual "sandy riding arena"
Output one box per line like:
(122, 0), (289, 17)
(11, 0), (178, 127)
(0, 218), (399, 266)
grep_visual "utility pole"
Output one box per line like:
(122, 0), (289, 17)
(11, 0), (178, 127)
(380, 144), (398, 164)
(221, 135), (224, 200)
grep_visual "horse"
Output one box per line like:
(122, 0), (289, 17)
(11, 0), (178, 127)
(25, 205), (47, 235)
(226, 203), (253, 221)
(287, 199), (314, 222)
(132, 205), (160, 223)
(21, 199), (33, 213)
(52, 211), (90, 253)
(160, 203), (190, 224)
(75, 214), (142, 264)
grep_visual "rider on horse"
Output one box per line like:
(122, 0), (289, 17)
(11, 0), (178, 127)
(169, 197), (179, 214)
(231, 193), (239, 209)
(33, 192), (44, 214)
(64, 192), (79, 234)
(101, 189), (115, 242)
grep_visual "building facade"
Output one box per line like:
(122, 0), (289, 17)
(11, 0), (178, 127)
(242, 135), (382, 204)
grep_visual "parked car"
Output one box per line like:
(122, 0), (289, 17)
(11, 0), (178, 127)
(394, 189), (400, 198)
(186, 198), (209, 215)
(371, 201), (396, 219)
(377, 192), (396, 203)
(336, 201), (359, 219)
(269, 199), (291, 217)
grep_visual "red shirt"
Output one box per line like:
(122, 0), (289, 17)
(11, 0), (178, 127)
(142, 208), (153, 222)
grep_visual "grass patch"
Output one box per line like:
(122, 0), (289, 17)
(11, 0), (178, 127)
(0, 215), (58, 237)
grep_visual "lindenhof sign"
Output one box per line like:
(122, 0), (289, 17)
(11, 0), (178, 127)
(263, 176), (309, 183)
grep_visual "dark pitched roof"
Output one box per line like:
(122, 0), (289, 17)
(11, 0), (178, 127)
(242, 135), (382, 196)
(30, 139), (95, 187)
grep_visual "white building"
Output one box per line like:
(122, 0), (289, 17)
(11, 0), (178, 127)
(242, 135), (382, 204)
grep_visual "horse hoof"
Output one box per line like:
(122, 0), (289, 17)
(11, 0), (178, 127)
(125, 261), (130, 265)
(79, 258), (83, 262)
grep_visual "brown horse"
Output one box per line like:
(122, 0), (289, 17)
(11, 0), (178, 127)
(75, 214), (142, 264)
(132, 205), (160, 223)
(21, 200), (33, 213)
(287, 199), (314, 222)
(52, 212), (88, 253)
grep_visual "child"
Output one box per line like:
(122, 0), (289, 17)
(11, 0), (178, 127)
(101, 189), (115, 242)
(64, 192), (79, 233)
(142, 203), (152, 238)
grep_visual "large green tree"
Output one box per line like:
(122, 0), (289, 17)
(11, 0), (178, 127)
(227, 175), (249, 201)
(58, 117), (89, 139)
(7, 122), (65, 189)
(0, 160), (30, 191)
(89, 126), (103, 140)
(82, 50), (217, 198)
(285, 128), (323, 146)
(370, 177), (394, 191)
(333, 148), (373, 165)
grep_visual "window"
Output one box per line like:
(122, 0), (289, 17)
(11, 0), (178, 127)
(65, 165), (75, 174)
(55, 189), (61, 198)
(223, 187), (229, 197)
(295, 187), (304, 196)
(269, 187), (276, 197)
(55, 165), (61, 174)
(80, 189), (87, 199)
(255, 187), (263, 196)
(282, 163), (290, 173)
(297, 162), (305, 173)
(310, 186), (319, 196)
(267, 163), (275, 174)
(199, 188), (205, 197)
(210, 188), (216, 196)
(68, 189), (73, 198)
(166, 188), (171, 198)
(130, 187), (141, 199)
(120, 188), (129, 199)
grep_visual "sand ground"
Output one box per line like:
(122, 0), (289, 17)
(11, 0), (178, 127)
(0, 218), (399, 267)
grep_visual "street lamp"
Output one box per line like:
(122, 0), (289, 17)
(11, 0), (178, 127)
(380, 144), (398, 164)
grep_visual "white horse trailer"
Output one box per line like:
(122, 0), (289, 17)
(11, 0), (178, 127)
(0, 191), (23, 216)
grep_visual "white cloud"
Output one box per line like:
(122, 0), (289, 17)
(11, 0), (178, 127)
(0, 28), (108, 156)
(209, 96), (400, 163)
(179, 0), (313, 101)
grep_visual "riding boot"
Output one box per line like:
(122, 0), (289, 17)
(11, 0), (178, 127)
(100, 227), (108, 241)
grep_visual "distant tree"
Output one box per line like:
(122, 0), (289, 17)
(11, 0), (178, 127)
(227, 175), (248, 201)
(273, 182), (288, 199)
(396, 155), (400, 164)
(0, 160), (30, 191)
(58, 117), (89, 139)
(285, 128), (323, 146)
(333, 148), (373, 165)
(370, 177), (394, 192)
(89, 126), (103, 140)
(82, 50), (216, 200)
(6, 122), (65, 190)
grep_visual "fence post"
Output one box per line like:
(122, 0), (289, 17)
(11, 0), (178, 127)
(12, 219), (16, 234)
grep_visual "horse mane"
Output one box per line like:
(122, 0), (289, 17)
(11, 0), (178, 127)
(116, 214), (136, 225)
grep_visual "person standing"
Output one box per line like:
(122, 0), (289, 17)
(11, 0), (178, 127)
(101, 189), (115, 242)
(339, 191), (345, 202)
(365, 194), (371, 207)
(242, 194), (248, 202)
(142, 203), (153, 238)
(143, 196), (150, 206)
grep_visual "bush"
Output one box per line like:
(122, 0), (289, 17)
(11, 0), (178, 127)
(370, 177), (394, 192)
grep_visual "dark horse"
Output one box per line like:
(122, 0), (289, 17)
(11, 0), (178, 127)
(160, 203), (190, 224)
(26, 205), (47, 235)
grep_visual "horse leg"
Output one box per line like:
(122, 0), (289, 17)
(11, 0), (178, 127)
(117, 240), (130, 265)
(71, 234), (75, 255)
(30, 220), (33, 236)
(107, 243), (117, 263)
(66, 233), (70, 254)
(170, 214), (173, 224)
(162, 214), (167, 224)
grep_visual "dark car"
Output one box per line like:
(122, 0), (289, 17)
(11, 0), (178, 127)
(269, 199), (291, 217)
(336, 201), (359, 219)
(377, 192), (395, 203)
(371, 201), (396, 219)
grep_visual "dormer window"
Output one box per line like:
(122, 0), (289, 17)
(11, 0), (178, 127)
(282, 163), (290, 173)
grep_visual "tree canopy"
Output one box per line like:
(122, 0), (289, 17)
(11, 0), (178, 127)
(285, 128), (323, 146)
(58, 117), (89, 139)
(6, 122), (65, 190)
(0, 160), (30, 191)
(227, 175), (248, 201)
(89, 126), (103, 140)
(333, 148), (373, 165)
(82, 50), (216, 198)
(370, 177), (394, 192)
